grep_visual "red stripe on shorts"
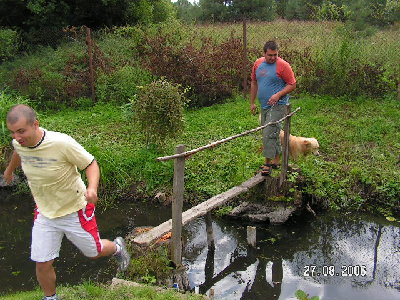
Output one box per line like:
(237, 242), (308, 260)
(78, 203), (102, 254)
(34, 206), (39, 221)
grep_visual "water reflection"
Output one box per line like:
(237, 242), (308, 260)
(183, 214), (400, 300)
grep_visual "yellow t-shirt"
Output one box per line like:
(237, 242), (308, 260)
(13, 129), (94, 219)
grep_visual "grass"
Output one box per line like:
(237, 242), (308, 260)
(1, 282), (205, 300)
(2, 93), (398, 216)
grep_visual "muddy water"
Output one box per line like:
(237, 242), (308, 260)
(1, 189), (400, 299)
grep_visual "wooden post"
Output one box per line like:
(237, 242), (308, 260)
(280, 104), (291, 187)
(171, 144), (185, 267)
(247, 226), (256, 247)
(242, 18), (248, 98)
(205, 211), (215, 248)
(85, 26), (96, 102)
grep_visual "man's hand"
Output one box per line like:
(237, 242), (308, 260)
(267, 93), (280, 105)
(250, 103), (257, 115)
(85, 187), (98, 204)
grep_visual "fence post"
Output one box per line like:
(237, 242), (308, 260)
(242, 18), (248, 99)
(247, 226), (256, 247)
(171, 144), (185, 267)
(205, 211), (215, 248)
(85, 26), (96, 102)
(280, 104), (291, 187)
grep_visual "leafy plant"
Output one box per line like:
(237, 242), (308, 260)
(295, 289), (319, 300)
(215, 205), (233, 217)
(96, 65), (153, 104)
(132, 78), (189, 146)
(0, 29), (20, 61)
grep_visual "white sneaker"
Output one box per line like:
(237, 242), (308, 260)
(114, 237), (131, 271)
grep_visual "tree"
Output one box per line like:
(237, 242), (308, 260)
(174, 0), (202, 23)
(153, 0), (177, 23)
(199, 0), (229, 22)
(231, 0), (277, 21)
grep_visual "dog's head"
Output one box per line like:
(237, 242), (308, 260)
(303, 138), (320, 156)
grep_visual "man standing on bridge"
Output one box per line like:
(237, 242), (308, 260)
(250, 40), (296, 176)
(3, 104), (130, 300)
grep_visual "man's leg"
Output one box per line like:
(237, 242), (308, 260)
(261, 105), (285, 174)
(36, 260), (56, 297)
(31, 209), (63, 299)
(67, 204), (130, 271)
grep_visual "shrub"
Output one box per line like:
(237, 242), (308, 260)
(141, 34), (257, 107)
(132, 78), (189, 146)
(96, 65), (153, 104)
(0, 28), (20, 61)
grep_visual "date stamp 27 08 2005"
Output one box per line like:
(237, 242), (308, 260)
(303, 265), (367, 277)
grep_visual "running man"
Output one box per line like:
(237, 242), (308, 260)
(3, 104), (130, 300)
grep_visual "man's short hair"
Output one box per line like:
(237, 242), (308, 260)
(7, 104), (37, 125)
(263, 40), (279, 52)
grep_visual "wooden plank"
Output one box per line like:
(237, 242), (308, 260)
(133, 173), (265, 245)
(171, 145), (185, 266)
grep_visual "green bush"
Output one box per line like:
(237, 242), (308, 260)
(96, 65), (153, 104)
(0, 28), (20, 61)
(132, 78), (189, 146)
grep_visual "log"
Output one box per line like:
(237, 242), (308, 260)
(133, 173), (265, 245)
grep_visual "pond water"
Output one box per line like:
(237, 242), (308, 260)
(1, 190), (399, 299)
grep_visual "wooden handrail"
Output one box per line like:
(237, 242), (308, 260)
(156, 107), (300, 162)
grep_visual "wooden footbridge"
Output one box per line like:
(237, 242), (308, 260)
(132, 105), (300, 267)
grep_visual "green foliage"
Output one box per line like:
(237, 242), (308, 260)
(215, 205), (234, 217)
(130, 0), (154, 25)
(174, 0), (202, 23)
(314, 1), (351, 21)
(295, 289), (320, 300)
(132, 79), (189, 146)
(153, 0), (177, 23)
(0, 29), (20, 61)
(125, 245), (173, 284)
(295, 27), (396, 98)
(1, 282), (205, 299)
(96, 65), (153, 104)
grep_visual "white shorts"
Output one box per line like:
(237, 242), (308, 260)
(31, 203), (104, 262)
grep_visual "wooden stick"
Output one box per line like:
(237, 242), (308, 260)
(157, 107), (301, 162)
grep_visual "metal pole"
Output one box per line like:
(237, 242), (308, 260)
(171, 144), (185, 267)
